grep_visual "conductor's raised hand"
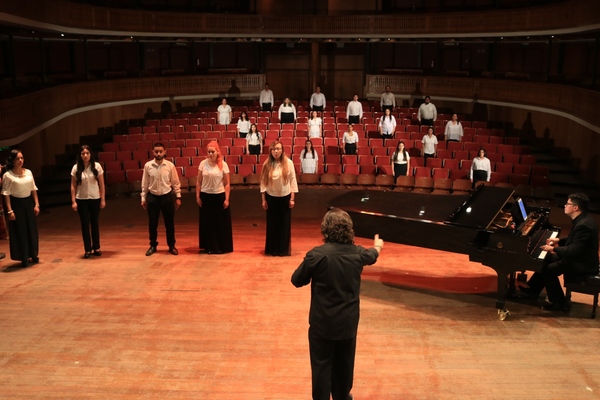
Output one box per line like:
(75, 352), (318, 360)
(374, 234), (384, 253)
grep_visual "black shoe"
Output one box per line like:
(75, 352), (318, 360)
(92, 249), (102, 256)
(22, 261), (30, 268)
(518, 286), (539, 300)
(146, 246), (157, 256)
(168, 247), (178, 255)
(541, 302), (567, 312)
(31, 256), (39, 264)
(83, 252), (91, 259)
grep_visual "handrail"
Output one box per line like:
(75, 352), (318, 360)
(1, 75), (598, 144)
(0, 0), (598, 38)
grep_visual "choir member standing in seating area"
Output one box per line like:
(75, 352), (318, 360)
(378, 108), (396, 139)
(292, 208), (383, 400)
(418, 95), (437, 126)
(391, 141), (411, 182)
(346, 94), (363, 125)
(342, 124), (359, 155)
(308, 111), (323, 138)
(380, 85), (396, 113)
(278, 97), (296, 124)
(2, 149), (40, 268)
(444, 113), (464, 142)
(217, 98), (232, 125)
(237, 111), (251, 138)
(259, 83), (274, 111)
(196, 141), (233, 254)
(70, 145), (106, 259)
(246, 123), (263, 156)
(260, 141), (298, 256)
(470, 148), (491, 188)
(421, 126), (438, 166)
(141, 142), (182, 256)
(300, 139), (318, 174)
(309, 86), (326, 114)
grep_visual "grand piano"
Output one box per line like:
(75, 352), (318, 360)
(328, 186), (560, 319)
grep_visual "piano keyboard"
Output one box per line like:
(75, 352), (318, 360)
(536, 231), (559, 259)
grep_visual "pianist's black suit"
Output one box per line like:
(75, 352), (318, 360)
(528, 212), (599, 305)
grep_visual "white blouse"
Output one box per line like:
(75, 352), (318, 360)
(260, 158), (298, 197)
(237, 119), (251, 133)
(71, 162), (104, 199)
(1, 169), (38, 198)
(199, 159), (230, 194)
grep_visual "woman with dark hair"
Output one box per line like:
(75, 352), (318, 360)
(378, 108), (396, 138)
(341, 124), (359, 155)
(2, 149), (40, 267)
(291, 208), (383, 400)
(246, 123), (263, 156)
(308, 111), (323, 138)
(236, 111), (251, 138)
(300, 139), (318, 174)
(470, 148), (491, 188)
(278, 98), (296, 124)
(196, 141), (233, 254)
(71, 145), (105, 259)
(260, 141), (298, 256)
(391, 141), (411, 181)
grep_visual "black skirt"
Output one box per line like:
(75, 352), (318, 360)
(7, 195), (39, 262)
(393, 163), (408, 178)
(264, 193), (292, 256)
(199, 192), (233, 254)
(344, 143), (357, 155)
(280, 112), (295, 124)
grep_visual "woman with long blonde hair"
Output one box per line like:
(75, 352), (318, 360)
(196, 141), (233, 254)
(260, 141), (298, 256)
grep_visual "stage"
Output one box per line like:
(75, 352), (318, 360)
(1, 189), (598, 399)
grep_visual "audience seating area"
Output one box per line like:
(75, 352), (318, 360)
(98, 100), (552, 198)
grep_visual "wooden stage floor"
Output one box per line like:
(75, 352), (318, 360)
(1, 189), (599, 399)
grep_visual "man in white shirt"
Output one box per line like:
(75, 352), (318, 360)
(310, 86), (326, 113)
(380, 86), (396, 113)
(346, 94), (363, 125)
(141, 142), (182, 256)
(259, 83), (274, 111)
(418, 96), (437, 126)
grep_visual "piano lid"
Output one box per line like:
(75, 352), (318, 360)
(328, 186), (515, 230)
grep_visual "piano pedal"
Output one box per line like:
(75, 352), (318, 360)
(517, 273), (528, 282)
(497, 309), (510, 321)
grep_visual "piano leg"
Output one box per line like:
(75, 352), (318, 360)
(496, 273), (511, 320)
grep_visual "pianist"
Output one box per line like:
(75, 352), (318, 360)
(521, 193), (600, 312)
(291, 208), (383, 400)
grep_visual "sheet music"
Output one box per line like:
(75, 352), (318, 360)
(537, 231), (559, 259)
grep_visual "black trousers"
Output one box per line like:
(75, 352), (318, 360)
(312, 105), (324, 113)
(261, 103), (272, 111)
(344, 143), (357, 156)
(382, 105), (393, 113)
(472, 170), (487, 187)
(423, 152), (435, 167)
(248, 144), (261, 155)
(309, 327), (356, 400)
(348, 115), (359, 125)
(146, 191), (176, 248)
(264, 193), (291, 256)
(280, 113), (295, 124)
(527, 256), (588, 305)
(7, 195), (38, 263)
(76, 198), (101, 252)
(421, 118), (434, 127)
(393, 163), (408, 181)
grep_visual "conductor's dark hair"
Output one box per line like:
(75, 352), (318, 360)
(321, 208), (355, 244)
(568, 193), (589, 212)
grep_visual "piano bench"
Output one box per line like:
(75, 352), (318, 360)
(565, 275), (600, 319)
